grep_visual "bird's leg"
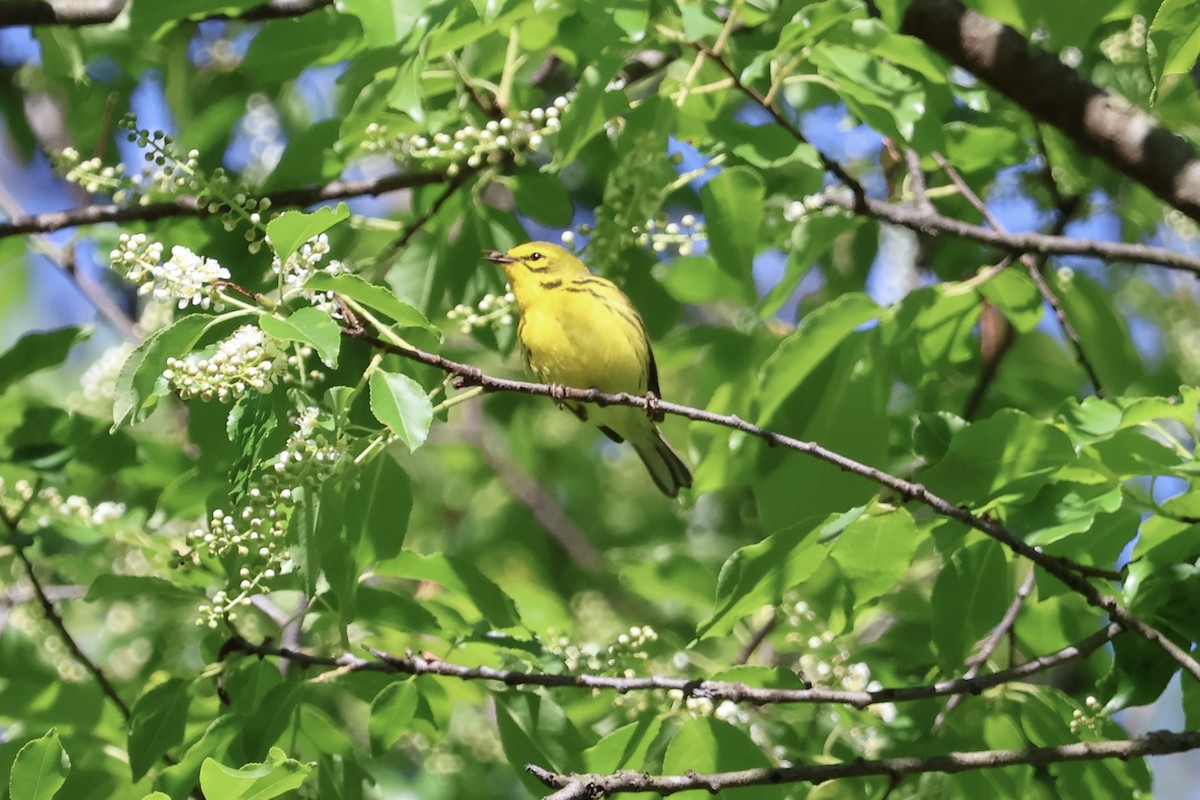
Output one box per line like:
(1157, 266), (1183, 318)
(644, 391), (665, 423)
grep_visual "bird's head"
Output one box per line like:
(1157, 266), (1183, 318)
(484, 242), (589, 280)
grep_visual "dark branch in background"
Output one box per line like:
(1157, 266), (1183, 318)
(528, 729), (1200, 799)
(0, 0), (332, 28)
(221, 623), (1120, 709)
(0, 168), (448, 239)
(931, 151), (1105, 395)
(0, 503), (132, 720)
(344, 325), (1200, 683)
(459, 402), (605, 570)
(935, 568), (1036, 730)
(902, 0), (1200, 224)
(378, 166), (477, 265)
(734, 610), (778, 666)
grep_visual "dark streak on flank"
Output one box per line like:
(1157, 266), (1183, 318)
(540, 279), (562, 290)
(564, 286), (606, 300)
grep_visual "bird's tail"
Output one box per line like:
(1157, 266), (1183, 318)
(633, 430), (693, 498)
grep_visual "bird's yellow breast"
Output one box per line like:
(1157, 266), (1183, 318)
(517, 285), (649, 394)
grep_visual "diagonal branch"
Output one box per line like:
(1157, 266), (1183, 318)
(528, 728), (1200, 798)
(344, 325), (1200, 683)
(221, 622), (1119, 709)
(0, 503), (131, 720)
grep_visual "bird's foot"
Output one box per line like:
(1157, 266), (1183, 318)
(644, 391), (665, 423)
(548, 383), (568, 407)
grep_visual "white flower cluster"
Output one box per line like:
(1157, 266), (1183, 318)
(559, 213), (708, 257)
(111, 234), (231, 310)
(164, 325), (288, 402)
(54, 140), (204, 206)
(1, 479), (126, 529)
(544, 625), (658, 675)
(190, 407), (344, 627)
(365, 96), (570, 175)
(1069, 695), (1106, 734)
(270, 232), (350, 315)
(447, 290), (516, 335)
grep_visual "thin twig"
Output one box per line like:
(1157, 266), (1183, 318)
(220, 623), (1119, 709)
(817, 191), (1200, 275)
(932, 152), (1105, 395)
(690, 42), (869, 212)
(934, 568), (1037, 730)
(342, 326), (1200, 683)
(12, 549), (131, 719)
(378, 166), (476, 264)
(528, 727), (1200, 798)
(734, 610), (778, 666)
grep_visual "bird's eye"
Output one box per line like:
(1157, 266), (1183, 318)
(528, 252), (543, 261)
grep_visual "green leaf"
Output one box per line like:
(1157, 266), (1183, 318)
(266, 206), (351, 262)
(240, 11), (364, 83)
(9, 729), (69, 800)
(260, 308), (341, 367)
(661, 718), (782, 799)
(129, 679), (191, 780)
(759, 215), (856, 318)
(830, 507), (921, 604)
(113, 314), (210, 428)
(698, 510), (842, 640)
(918, 410), (1076, 506)
(977, 268), (1043, 333)
(290, 486), (320, 597)
(511, 170), (574, 227)
(809, 43), (924, 142)
(199, 747), (313, 800)
(368, 682), (419, 754)
(660, 256), (754, 306)
(552, 57), (626, 167)
(0, 325), (90, 394)
(227, 393), (281, 505)
(700, 167), (764, 298)
(494, 692), (586, 795)
(931, 541), (1010, 669)
(1049, 270), (1144, 394)
(374, 551), (522, 629)
(1149, 0), (1200, 95)
(305, 273), (439, 336)
(757, 293), (883, 424)
(85, 574), (201, 603)
(346, 453), (412, 561)
(583, 716), (663, 773)
(368, 370), (433, 451)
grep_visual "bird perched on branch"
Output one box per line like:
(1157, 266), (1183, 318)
(484, 242), (692, 497)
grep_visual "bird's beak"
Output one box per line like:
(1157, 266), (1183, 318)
(483, 249), (517, 265)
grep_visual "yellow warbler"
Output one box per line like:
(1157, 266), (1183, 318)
(484, 242), (692, 497)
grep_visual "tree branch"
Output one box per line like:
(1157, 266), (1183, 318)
(901, 0), (1200, 223)
(220, 622), (1119, 709)
(528, 728), (1200, 798)
(343, 325), (1200, 682)
(817, 191), (1200, 275)
(0, 168), (448, 239)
